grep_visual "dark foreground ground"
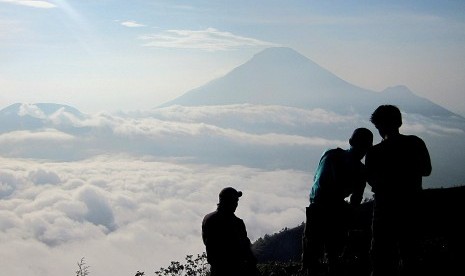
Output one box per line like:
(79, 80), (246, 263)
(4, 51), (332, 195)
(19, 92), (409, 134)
(253, 186), (465, 276)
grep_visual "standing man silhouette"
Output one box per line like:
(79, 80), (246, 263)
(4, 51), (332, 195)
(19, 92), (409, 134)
(302, 128), (373, 276)
(365, 105), (432, 276)
(202, 187), (259, 276)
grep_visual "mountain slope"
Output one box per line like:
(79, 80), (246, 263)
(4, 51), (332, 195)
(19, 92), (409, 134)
(379, 85), (460, 119)
(160, 47), (375, 113)
(160, 47), (461, 119)
(0, 103), (83, 117)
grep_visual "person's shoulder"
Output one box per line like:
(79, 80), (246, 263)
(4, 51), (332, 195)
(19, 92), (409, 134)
(402, 134), (427, 146)
(232, 214), (246, 227)
(324, 147), (345, 157)
(203, 210), (219, 222)
(331, 147), (345, 153)
(405, 134), (424, 141)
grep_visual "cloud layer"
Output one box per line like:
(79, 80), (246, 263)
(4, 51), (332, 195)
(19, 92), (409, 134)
(0, 103), (464, 276)
(1, 103), (464, 185)
(0, 156), (310, 276)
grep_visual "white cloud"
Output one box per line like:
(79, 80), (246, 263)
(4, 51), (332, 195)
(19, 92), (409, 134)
(0, 103), (464, 275)
(120, 20), (146, 28)
(110, 116), (344, 147)
(76, 185), (117, 232)
(402, 113), (465, 136)
(0, 156), (311, 276)
(139, 27), (278, 51)
(0, 0), (56, 9)
(0, 172), (20, 198)
(0, 105), (350, 166)
(3, 104), (463, 177)
(0, 130), (74, 144)
(18, 103), (47, 119)
(144, 104), (355, 125)
(29, 169), (61, 185)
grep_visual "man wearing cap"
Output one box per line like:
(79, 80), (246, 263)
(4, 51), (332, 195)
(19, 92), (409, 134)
(202, 187), (259, 276)
(302, 127), (373, 276)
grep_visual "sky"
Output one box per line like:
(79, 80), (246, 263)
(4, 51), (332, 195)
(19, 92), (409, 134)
(1, 0), (465, 115)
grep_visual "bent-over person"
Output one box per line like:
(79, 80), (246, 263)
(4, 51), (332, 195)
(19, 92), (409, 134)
(302, 128), (373, 276)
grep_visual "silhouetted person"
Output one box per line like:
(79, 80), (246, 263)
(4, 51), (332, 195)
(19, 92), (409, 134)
(302, 128), (373, 276)
(365, 105), (432, 276)
(202, 187), (259, 276)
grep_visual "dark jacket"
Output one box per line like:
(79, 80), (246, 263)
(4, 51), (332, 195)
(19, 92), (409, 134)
(202, 208), (257, 275)
(366, 134), (431, 202)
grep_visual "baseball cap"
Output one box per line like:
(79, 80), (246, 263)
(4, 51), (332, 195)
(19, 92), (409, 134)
(219, 187), (242, 201)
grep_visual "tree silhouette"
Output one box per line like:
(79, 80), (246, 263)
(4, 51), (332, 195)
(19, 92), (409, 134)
(75, 257), (90, 276)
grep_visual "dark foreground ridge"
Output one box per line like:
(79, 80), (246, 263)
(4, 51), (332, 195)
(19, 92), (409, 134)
(252, 186), (465, 276)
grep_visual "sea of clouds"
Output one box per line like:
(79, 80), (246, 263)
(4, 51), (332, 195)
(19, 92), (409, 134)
(0, 103), (463, 276)
(0, 155), (310, 275)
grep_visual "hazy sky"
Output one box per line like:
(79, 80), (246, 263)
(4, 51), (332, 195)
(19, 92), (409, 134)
(1, 0), (465, 115)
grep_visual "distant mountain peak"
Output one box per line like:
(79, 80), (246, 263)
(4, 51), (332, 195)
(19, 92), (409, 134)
(159, 47), (373, 111)
(159, 47), (461, 120)
(250, 47), (310, 63)
(378, 86), (460, 118)
(382, 85), (414, 95)
(255, 46), (299, 55)
(0, 102), (87, 134)
(1, 103), (84, 118)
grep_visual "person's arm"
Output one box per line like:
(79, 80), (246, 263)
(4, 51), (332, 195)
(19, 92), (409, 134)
(239, 220), (257, 264)
(202, 216), (221, 265)
(310, 150), (335, 203)
(418, 138), (432, 177)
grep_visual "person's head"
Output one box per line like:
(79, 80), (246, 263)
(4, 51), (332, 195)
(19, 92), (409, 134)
(349, 127), (373, 160)
(218, 187), (242, 213)
(370, 105), (402, 138)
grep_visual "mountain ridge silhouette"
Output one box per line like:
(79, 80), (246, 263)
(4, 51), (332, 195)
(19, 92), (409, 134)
(160, 47), (461, 120)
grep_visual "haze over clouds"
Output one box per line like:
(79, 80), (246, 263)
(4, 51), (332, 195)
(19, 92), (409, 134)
(1, 103), (463, 182)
